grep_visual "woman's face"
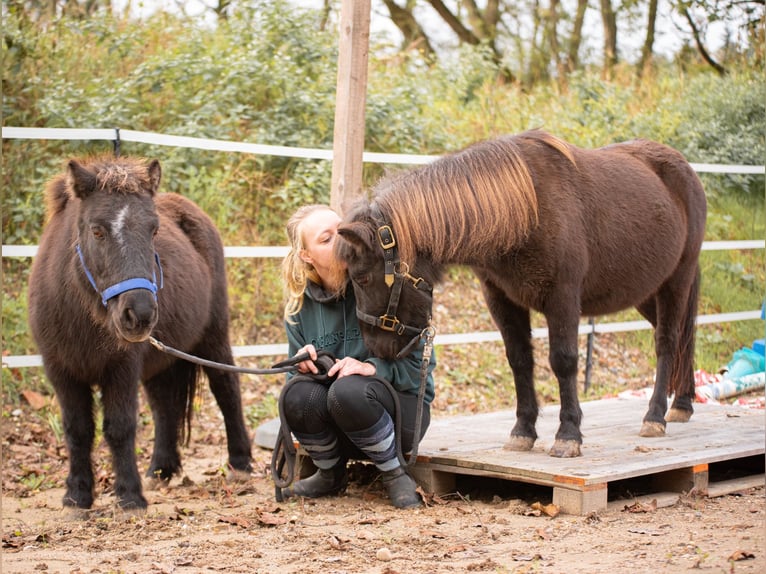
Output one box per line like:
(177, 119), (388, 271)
(300, 208), (347, 292)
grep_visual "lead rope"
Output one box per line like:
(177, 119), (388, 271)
(402, 323), (436, 467)
(148, 336), (309, 375)
(147, 334), (435, 502)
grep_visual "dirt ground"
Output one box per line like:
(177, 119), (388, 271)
(2, 390), (764, 574)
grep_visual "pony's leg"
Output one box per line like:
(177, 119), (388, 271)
(142, 361), (193, 483)
(199, 344), (253, 479)
(665, 266), (701, 422)
(638, 266), (700, 434)
(52, 372), (96, 509)
(100, 373), (147, 510)
(477, 275), (538, 451)
(544, 302), (583, 458)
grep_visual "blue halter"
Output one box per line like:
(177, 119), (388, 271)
(76, 244), (164, 307)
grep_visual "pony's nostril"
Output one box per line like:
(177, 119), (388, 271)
(121, 295), (158, 333)
(122, 307), (138, 330)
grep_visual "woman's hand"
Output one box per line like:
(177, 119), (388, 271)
(328, 356), (376, 379)
(295, 345), (320, 375)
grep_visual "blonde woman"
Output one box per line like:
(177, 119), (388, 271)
(279, 204), (436, 508)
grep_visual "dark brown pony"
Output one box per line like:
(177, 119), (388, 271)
(336, 130), (707, 458)
(29, 156), (251, 510)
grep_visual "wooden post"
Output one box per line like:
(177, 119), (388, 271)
(330, 0), (371, 214)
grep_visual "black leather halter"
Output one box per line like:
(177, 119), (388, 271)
(355, 207), (434, 358)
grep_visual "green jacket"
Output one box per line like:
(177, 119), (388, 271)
(285, 280), (435, 403)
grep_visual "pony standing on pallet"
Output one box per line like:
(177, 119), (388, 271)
(335, 130), (707, 458)
(29, 156), (252, 510)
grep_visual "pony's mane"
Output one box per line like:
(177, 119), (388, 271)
(374, 130), (574, 265)
(45, 156), (155, 217)
(86, 156), (154, 195)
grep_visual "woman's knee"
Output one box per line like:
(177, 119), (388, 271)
(283, 379), (329, 424)
(327, 376), (388, 428)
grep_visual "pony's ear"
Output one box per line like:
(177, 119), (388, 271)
(67, 160), (97, 200)
(147, 159), (162, 195)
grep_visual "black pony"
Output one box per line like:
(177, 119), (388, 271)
(29, 156), (251, 510)
(336, 130), (707, 458)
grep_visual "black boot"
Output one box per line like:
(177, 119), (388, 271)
(381, 467), (421, 509)
(284, 464), (348, 499)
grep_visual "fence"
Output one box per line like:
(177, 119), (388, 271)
(2, 127), (764, 370)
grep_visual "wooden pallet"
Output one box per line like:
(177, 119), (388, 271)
(410, 397), (765, 515)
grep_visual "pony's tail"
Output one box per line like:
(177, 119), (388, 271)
(174, 360), (199, 446)
(669, 264), (701, 398)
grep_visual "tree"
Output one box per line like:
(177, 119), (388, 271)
(638, 0), (659, 76)
(598, 0), (619, 73)
(381, 0), (435, 55)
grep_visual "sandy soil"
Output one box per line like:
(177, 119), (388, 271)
(2, 409), (764, 574)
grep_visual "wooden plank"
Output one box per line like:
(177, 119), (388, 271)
(706, 473), (765, 498)
(411, 398), (764, 513)
(330, 0), (371, 213)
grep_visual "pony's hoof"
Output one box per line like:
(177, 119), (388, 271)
(227, 468), (252, 483)
(639, 421), (666, 437)
(504, 435), (535, 451)
(665, 408), (692, 423)
(549, 440), (581, 458)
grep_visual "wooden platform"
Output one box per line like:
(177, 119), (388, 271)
(410, 397), (765, 515)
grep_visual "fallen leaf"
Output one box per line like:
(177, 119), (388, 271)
(21, 390), (47, 410)
(530, 501), (560, 518)
(256, 511), (287, 526)
(218, 515), (251, 528)
(622, 499), (657, 513)
(728, 550), (755, 561)
(256, 502), (281, 513)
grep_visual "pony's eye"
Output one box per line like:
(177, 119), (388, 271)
(91, 226), (106, 240)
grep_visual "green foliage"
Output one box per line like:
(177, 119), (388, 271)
(2, 3), (764, 408)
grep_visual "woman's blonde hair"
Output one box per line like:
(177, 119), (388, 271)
(282, 204), (335, 320)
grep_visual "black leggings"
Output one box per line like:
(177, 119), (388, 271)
(282, 374), (430, 463)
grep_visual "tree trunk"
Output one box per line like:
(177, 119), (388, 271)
(598, 0), (618, 73)
(381, 0), (435, 56)
(548, 0), (566, 84)
(637, 0), (658, 77)
(567, 0), (588, 72)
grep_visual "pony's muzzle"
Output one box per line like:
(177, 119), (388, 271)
(113, 291), (159, 342)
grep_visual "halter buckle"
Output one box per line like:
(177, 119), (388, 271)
(378, 314), (400, 332)
(378, 225), (396, 250)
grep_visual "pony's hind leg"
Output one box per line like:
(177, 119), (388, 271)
(52, 372), (97, 509)
(477, 276), (538, 452)
(665, 266), (701, 423)
(638, 266), (699, 436)
(142, 361), (195, 485)
(101, 374), (147, 510)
